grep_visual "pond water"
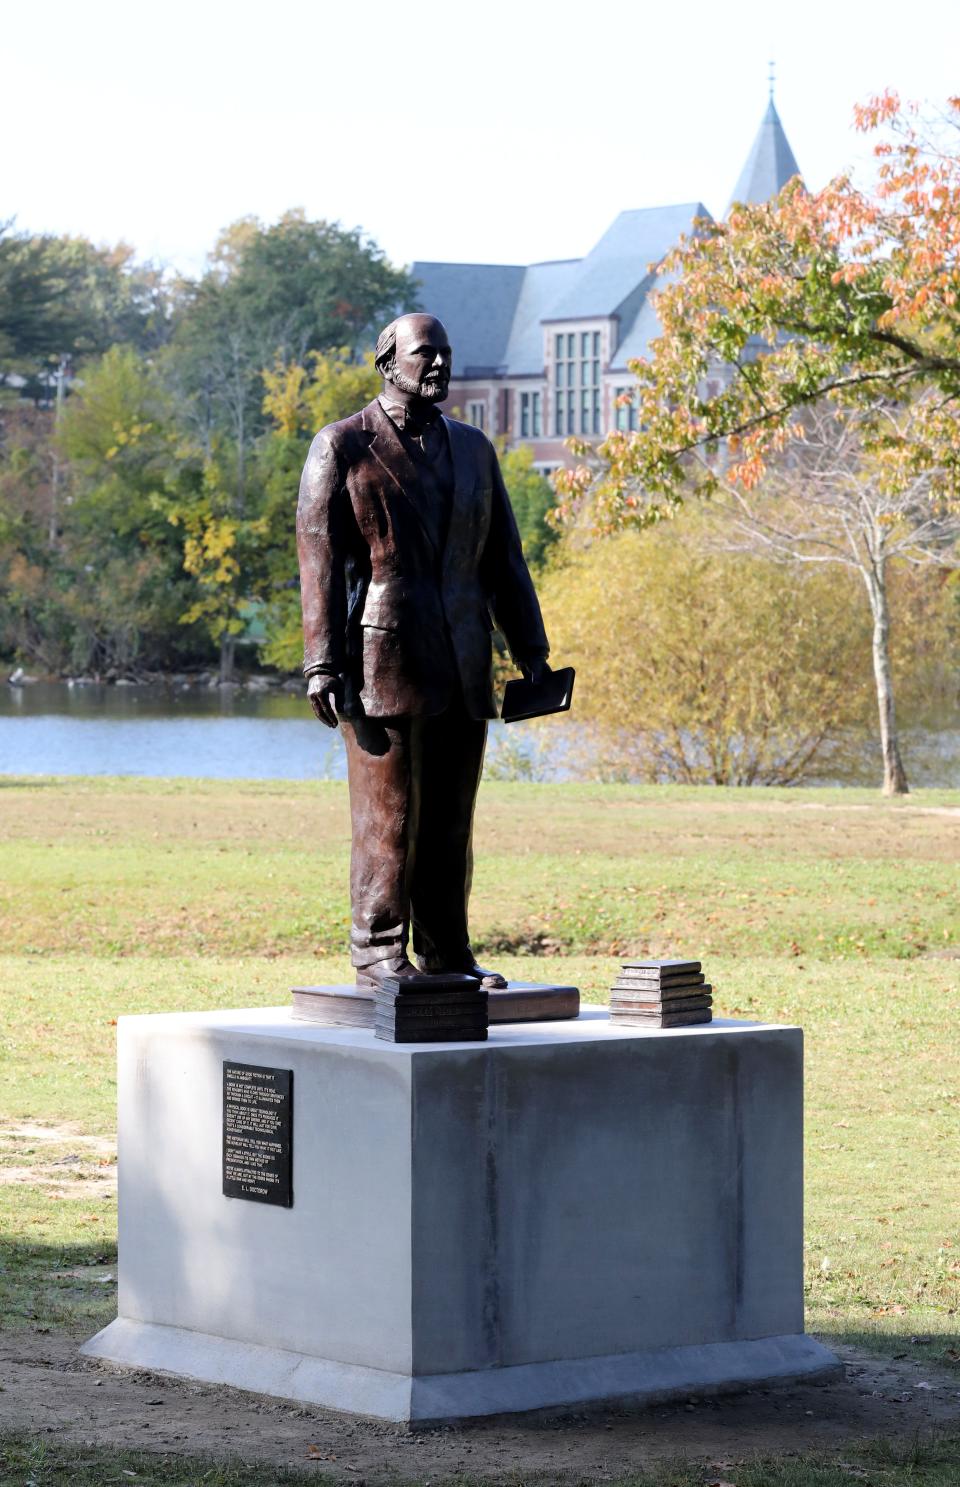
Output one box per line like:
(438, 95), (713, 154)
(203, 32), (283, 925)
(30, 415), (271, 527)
(1, 680), (958, 787)
(0, 681), (553, 781)
(0, 681), (347, 780)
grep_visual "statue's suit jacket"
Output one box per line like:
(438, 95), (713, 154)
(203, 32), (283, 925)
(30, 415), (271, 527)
(297, 397), (548, 720)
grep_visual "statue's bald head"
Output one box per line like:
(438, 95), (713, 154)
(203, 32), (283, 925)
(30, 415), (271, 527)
(374, 314), (452, 404)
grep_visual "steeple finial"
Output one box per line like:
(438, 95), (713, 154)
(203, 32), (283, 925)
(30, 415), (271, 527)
(727, 74), (802, 211)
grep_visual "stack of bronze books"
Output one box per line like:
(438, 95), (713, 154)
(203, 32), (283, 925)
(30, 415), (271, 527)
(374, 973), (488, 1043)
(609, 959), (712, 1028)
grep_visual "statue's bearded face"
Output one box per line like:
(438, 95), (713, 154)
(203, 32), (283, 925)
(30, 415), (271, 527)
(387, 316), (452, 402)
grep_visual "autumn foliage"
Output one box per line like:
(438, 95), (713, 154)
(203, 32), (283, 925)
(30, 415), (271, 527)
(555, 92), (960, 527)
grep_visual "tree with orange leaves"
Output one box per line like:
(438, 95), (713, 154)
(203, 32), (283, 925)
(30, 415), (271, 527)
(556, 92), (960, 794)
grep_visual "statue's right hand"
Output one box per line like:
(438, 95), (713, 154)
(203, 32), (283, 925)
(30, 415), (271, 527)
(307, 674), (341, 729)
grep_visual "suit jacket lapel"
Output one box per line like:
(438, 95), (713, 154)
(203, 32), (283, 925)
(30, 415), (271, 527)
(362, 399), (438, 556)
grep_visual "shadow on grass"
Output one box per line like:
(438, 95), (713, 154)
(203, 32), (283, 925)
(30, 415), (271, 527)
(0, 1237), (118, 1333)
(3, 1238), (959, 1486)
(0, 1433), (326, 1486)
(1, 1431), (959, 1487)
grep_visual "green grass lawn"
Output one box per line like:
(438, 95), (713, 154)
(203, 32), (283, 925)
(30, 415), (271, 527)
(0, 776), (958, 1481)
(1, 1431), (959, 1487)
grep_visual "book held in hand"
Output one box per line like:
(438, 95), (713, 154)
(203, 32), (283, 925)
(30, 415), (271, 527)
(501, 665), (575, 723)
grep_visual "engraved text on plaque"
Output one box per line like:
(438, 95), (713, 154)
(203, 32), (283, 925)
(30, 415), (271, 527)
(222, 1061), (293, 1207)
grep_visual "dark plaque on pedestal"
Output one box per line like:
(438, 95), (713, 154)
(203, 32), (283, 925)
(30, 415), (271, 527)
(222, 1061), (293, 1207)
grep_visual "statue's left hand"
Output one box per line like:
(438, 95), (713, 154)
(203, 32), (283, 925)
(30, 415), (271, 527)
(307, 673), (341, 728)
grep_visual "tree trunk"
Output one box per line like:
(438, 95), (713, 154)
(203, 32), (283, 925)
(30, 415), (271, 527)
(864, 569), (909, 796)
(219, 631), (236, 685)
(49, 356), (67, 549)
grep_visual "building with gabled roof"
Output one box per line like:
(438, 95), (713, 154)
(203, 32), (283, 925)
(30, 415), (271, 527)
(411, 96), (803, 470)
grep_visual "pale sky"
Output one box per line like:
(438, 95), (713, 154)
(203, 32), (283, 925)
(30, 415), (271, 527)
(5, 0), (960, 277)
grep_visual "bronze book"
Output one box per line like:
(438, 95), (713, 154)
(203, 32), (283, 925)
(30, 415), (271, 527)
(619, 959), (702, 977)
(611, 1007), (713, 1028)
(501, 665), (575, 723)
(292, 982), (580, 1027)
(611, 996), (712, 1016)
(375, 1022), (488, 1043)
(291, 988), (372, 1027)
(610, 983), (713, 1002)
(618, 969), (707, 981)
(373, 994), (488, 1014)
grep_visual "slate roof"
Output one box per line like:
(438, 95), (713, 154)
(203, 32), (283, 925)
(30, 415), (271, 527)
(501, 259), (581, 375)
(728, 99), (801, 209)
(412, 206), (707, 379)
(408, 261), (526, 377)
(410, 105), (800, 382)
(609, 288), (666, 371)
(545, 203), (708, 323)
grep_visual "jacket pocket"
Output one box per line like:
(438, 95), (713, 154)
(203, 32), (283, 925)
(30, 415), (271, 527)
(359, 577), (410, 631)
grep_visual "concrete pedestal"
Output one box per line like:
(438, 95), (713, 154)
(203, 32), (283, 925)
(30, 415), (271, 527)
(82, 1007), (838, 1421)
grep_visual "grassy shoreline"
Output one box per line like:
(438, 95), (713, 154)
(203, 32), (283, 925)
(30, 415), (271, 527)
(1, 776), (957, 1479)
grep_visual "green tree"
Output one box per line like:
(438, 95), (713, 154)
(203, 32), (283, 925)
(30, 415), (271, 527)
(555, 92), (960, 795)
(0, 223), (93, 378)
(166, 456), (268, 682)
(701, 403), (960, 794)
(53, 346), (206, 674)
(0, 406), (62, 666)
(208, 210), (414, 363)
(167, 212), (413, 509)
(556, 93), (960, 527)
(498, 444), (558, 569)
(538, 518), (874, 785)
(0, 222), (166, 384)
(0, 210), (412, 678)
(256, 349), (381, 671)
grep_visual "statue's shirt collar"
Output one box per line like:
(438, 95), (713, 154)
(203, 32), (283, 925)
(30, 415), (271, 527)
(377, 393), (442, 438)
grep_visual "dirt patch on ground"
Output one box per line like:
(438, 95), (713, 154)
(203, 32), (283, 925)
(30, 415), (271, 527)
(0, 1166), (116, 1200)
(0, 1122), (116, 1198)
(0, 1121), (115, 1155)
(1, 1331), (958, 1483)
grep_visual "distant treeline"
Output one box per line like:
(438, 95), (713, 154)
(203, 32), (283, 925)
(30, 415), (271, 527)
(0, 212), (557, 680)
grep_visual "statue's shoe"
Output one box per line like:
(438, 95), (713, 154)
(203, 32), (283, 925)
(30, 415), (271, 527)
(418, 958), (507, 989)
(464, 963), (508, 989)
(354, 957), (422, 991)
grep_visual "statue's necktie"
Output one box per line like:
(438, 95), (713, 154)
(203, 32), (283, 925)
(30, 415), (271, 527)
(418, 420), (444, 463)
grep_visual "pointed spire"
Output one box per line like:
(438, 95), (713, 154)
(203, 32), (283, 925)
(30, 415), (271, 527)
(728, 93), (801, 211)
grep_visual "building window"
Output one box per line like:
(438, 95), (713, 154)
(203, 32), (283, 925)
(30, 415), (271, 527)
(577, 338), (601, 435)
(614, 386), (639, 432)
(467, 401), (486, 431)
(520, 391), (541, 438)
(550, 328), (605, 435)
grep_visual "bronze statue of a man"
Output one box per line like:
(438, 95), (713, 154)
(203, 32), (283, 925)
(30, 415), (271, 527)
(297, 313), (549, 989)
